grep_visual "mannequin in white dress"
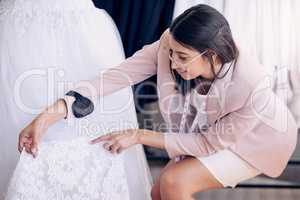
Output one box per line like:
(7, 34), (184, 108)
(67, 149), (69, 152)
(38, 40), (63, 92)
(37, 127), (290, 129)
(0, 0), (152, 199)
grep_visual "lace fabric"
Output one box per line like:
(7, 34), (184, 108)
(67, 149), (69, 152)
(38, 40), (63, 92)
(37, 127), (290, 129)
(5, 137), (130, 200)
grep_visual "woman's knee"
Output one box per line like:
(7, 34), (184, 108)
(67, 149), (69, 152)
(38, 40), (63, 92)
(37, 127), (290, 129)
(160, 169), (186, 193)
(160, 170), (194, 199)
(152, 159), (176, 200)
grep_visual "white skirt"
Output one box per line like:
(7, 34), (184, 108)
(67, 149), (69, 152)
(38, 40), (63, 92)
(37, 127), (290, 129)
(197, 149), (261, 188)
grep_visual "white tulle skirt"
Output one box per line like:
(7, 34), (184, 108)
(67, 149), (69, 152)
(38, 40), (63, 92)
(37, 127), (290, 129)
(0, 0), (152, 199)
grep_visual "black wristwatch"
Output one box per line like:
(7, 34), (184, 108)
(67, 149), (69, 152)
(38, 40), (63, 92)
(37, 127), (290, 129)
(65, 90), (94, 118)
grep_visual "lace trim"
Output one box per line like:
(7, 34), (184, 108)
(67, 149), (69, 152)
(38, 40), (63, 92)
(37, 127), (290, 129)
(5, 137), (130, 200)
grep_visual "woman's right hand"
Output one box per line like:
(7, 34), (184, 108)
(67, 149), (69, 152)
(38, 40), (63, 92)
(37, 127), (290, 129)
(18, 117), (49, 158)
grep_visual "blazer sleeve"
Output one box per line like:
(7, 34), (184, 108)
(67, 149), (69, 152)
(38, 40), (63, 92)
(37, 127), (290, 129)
(62, 40), (160, 120)
(164, 87), (298, 158)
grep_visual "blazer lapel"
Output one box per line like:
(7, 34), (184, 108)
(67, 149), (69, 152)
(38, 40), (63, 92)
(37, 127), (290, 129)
(205, 79), (223, 125)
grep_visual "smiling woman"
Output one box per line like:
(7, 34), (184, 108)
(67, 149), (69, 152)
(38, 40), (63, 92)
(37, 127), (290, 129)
(168, 5), (239, 96)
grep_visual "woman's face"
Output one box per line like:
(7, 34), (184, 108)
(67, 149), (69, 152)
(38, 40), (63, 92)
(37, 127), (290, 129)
(168, 34), (217, 80)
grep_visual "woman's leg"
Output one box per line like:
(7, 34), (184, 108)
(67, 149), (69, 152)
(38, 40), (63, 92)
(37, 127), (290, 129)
(151, 159), (176, 200)
(159, 156), (224, 200)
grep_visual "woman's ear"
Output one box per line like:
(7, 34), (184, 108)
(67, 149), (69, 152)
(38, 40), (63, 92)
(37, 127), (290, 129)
(208, 50), (219, 64)
(202, 50), (214, 62)
(212, 53), (218, 61)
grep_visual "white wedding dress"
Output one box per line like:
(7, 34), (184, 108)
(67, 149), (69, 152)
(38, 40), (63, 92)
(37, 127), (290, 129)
(0, 0), (152, 199)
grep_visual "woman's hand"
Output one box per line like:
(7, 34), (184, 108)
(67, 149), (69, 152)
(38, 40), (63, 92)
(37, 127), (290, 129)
(90, 129), (140, 154)
(18, 99), (68, 158)
(18, 117), (49, 158)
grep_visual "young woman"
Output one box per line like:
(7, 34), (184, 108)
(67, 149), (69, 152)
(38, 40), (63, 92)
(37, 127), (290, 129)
(18, 4), (297, 200)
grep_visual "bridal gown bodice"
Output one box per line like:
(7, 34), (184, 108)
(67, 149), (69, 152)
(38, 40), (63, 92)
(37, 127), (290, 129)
(0, 0), (152, 199)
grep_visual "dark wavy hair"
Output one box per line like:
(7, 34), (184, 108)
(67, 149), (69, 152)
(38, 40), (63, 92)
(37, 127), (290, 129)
(169, 4), (239, 95)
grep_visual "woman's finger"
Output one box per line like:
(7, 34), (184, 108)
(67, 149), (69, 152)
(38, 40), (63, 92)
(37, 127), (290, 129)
(24, 143), (31, 154)
(103, 142), (112, 151)
(30, 142), (38, 158)
(18, 142), (25, 153)
(110, 143), (121, 154)
(116, 147), (123, 154)
(18, 135), (29, 153)
(18, 138), (24, 153)
(18, 133), (25, 153)
(90, 134), (112, 144)
(30, 131), (40, 158)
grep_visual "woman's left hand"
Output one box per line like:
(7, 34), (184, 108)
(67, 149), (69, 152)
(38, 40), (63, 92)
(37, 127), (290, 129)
(90, 129), (140, 154)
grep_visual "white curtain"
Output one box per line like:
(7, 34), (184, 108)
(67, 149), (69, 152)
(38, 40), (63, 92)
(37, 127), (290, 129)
(173, 0), (300, 126)
(289, 0), (300, 126)
(173, 0), (225, 19)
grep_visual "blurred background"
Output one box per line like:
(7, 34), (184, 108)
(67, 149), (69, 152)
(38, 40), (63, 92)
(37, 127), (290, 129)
(92, 0), (300, 199)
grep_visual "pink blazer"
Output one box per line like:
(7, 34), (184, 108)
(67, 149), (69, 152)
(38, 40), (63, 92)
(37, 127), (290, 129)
(63, 30), (298, 178)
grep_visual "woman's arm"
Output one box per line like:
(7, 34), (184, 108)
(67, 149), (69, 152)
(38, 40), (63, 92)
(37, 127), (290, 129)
(41, 99), (69, 126)
(138, 129), (165, 149)
(18, 40), (160, 157)
(90, 129), (165, 153)
(63, 40), (160, 121)
(91, 87), (297, 160)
